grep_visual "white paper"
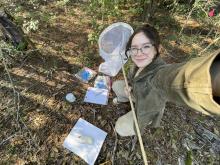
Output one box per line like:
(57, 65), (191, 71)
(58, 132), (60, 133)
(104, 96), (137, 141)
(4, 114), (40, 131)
(63, 118), (107, 165)
(84, 87), (109, 105)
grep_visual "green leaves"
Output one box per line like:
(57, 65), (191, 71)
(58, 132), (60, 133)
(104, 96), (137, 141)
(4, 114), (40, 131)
(185, 150), (193, 165)
(23, 19), (39, 33)
(16, 40), (28, 51)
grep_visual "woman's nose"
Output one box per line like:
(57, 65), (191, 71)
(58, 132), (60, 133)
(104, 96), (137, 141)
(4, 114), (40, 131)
(136, 49), (143, 56)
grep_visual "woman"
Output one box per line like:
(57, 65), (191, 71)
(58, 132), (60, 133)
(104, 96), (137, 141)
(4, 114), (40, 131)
(112, 24), (220, 136)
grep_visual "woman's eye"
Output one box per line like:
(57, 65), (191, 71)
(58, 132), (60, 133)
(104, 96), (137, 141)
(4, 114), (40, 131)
(143, 45), (151, 49)
(131, 48), (138, 52)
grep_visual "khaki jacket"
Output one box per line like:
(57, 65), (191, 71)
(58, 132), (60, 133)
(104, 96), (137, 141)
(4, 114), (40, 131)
(128, 49), (220, 131)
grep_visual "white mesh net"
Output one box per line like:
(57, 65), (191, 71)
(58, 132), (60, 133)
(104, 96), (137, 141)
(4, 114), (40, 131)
(98, 22), (133, 76)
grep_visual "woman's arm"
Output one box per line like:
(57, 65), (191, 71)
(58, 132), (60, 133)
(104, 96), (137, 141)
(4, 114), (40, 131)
(151, 50), (220, 115)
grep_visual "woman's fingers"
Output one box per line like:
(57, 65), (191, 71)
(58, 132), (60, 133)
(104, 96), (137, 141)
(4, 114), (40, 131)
(124, 86), (132, 96)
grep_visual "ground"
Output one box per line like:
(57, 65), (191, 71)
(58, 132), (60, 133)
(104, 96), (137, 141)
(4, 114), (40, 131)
(0, 1), (220, 165)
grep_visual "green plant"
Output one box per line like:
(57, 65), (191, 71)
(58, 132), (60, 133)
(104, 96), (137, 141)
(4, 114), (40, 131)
(56, 0), (70, 7)
(87, 19), (105, 46)
(88, 32), (99, 45)
(185, 150), (193, 165)
(88, 0), (121, 21)
(23, 19), (39, 33)
(78, 51), (100, 68)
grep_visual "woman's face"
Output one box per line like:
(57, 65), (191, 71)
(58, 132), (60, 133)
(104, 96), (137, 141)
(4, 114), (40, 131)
(130, 32), (157, 68)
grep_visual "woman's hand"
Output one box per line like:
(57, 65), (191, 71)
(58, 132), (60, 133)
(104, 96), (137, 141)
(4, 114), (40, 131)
(124, 85), (132, 97)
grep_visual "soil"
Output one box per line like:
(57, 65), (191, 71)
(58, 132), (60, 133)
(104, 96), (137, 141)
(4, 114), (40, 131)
(0, 1), (220, 165)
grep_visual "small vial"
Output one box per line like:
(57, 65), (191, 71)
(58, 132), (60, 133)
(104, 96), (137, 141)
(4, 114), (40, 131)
(65, 93), (76, 103)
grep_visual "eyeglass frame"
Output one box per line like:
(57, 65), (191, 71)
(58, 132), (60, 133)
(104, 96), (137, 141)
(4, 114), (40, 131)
(126, 43), (154, 56)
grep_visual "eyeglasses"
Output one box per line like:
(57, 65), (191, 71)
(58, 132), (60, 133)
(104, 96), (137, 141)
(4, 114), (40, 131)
(127, 44), (154, 56)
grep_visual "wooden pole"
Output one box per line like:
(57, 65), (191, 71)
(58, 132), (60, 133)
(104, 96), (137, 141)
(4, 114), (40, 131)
(120, 60), (148, 165)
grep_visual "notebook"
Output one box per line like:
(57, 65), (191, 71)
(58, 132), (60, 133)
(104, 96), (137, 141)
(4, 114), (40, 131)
(84, 87), (109, 105)
(63, 118), (107, 165)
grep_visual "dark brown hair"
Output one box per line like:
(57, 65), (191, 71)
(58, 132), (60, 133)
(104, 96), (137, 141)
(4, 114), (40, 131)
(125, 24), (160, 58)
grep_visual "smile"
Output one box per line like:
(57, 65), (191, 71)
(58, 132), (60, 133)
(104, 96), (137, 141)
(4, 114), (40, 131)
(134, 56), (148, 60)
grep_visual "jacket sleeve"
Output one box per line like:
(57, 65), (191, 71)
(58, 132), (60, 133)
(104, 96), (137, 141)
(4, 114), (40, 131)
(151, 50), (220, 116)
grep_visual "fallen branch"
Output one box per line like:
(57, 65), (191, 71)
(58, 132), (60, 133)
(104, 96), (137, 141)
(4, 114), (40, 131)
(110, 122), (118, 165)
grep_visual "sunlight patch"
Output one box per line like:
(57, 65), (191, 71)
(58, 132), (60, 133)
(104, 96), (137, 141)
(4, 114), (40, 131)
(29, 114), (48, 129)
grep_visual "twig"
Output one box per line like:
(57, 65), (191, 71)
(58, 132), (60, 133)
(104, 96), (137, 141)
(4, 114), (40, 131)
(1, 49), (17, 98)
(131, 135), (137, 152)
(199, 36), (220, 56)
(16, 92), (20, 121)
(90, 109), (97, 121)
(20, 81), (41, 93)
(110, 122), (118, 165)
(99, 161), (111, 165)
(1, 49), (20, 122)
(0, 133), (18, 146)
(0, 48), (38, 148)
(178, 3), (196, 37)
(19, 117), (39, 148)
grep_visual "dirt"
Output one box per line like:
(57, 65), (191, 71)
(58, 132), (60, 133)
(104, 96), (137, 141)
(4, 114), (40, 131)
(0, 1), (220, 165)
